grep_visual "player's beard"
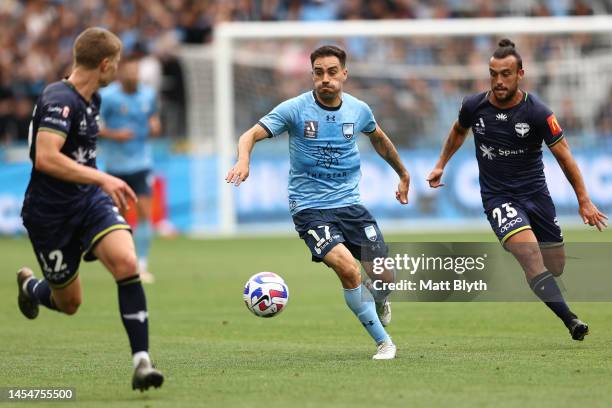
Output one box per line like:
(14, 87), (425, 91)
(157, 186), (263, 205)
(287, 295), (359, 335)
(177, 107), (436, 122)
(493, 85), (517, 103)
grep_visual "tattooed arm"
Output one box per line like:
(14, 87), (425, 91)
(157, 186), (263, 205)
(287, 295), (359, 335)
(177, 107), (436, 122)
(366, 125), (410, 204)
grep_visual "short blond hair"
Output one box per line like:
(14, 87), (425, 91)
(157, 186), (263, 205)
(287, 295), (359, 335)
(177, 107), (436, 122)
(73, 27), (122, 69)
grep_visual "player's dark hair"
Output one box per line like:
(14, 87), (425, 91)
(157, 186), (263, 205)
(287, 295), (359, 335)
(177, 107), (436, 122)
(310, 45), (347, 68)
(492, 38), (522, 70)
(73, 27), (122, 69)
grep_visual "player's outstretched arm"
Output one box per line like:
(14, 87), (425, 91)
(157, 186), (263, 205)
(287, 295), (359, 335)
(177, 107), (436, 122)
(35, 131), (137, 211)
(226, 123), (270, 186)
(549, 138), (608, 231)
(427, 121), (469, 188)
(366, 125), (410, 204)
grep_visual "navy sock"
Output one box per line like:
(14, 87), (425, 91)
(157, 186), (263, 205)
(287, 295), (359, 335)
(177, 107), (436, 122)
(117, 275), (149, 354)
(529, 271), (576, 326)
(26, 278), (58, 310)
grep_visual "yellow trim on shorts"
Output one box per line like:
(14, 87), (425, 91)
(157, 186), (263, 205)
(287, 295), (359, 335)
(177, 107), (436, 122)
(501, 225), (532, 244)
(38, 127), (67, 139)
(83, 224), (131, 258)
(547, 134), (564, 148)
(48, 270), (80, 289)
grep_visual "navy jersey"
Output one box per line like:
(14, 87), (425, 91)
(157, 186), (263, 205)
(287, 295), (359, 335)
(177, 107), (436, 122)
(458, 91), (564, 208)
(23, 80), (102, 210)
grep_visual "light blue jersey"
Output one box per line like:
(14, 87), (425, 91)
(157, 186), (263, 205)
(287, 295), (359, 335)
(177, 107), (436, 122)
(99, 82), (158, 174)
(259, 90), (376, 215)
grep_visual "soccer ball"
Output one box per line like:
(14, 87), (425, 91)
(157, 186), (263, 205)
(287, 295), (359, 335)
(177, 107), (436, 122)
(243, 272), (289, 318)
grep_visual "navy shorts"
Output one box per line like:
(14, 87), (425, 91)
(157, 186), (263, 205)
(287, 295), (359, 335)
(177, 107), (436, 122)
(484, 192), (563, 246)
(22, 188), (131, 288)
(292, 205), (388, 262)
(109, 169), (152, 196)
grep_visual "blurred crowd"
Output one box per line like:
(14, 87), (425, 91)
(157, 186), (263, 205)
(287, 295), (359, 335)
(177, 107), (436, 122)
(0, 0), (611, 146)
(235, 30), (612, 147)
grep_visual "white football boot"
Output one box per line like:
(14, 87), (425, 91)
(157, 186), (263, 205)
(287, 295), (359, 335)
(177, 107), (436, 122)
(372, 340), (397, 360)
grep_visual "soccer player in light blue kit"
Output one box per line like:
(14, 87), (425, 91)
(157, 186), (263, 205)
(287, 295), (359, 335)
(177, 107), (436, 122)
(227, 45), (410, 359)
(99, 55), (161, 283)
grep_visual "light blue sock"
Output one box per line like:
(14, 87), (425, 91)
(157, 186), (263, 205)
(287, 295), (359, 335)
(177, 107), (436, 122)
(134, 221), (152, 262)
(343, 284), (390, 344)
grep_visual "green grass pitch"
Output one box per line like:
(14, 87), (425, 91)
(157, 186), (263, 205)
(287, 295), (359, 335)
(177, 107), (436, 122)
(1, 229), (611, 407)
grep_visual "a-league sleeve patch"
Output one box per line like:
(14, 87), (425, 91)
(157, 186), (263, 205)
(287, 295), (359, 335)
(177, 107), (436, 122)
(546, 114), (563, 136)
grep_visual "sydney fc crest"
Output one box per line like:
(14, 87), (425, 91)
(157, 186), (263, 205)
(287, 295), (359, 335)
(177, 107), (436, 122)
(514, 122), (530, 138)
(364, 225), (378, 242)
(342, 123), (354, 140)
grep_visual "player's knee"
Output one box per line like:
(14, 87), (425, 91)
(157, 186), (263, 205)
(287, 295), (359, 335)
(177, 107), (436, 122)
(542, 246), (566, 277)
(547, 259), (566, 277)
(58, 297), (81, 315)
(109, 252), (139, 280)
(336, 261), (361, 289)
(120, 252), (139, 277)
(62, 302), (80, 315)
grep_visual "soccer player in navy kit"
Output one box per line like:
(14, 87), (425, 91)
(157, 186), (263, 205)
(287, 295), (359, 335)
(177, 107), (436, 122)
(427, 39), (608, 340)
(16, 28), (163, 390)
(226, 45), (410, 360)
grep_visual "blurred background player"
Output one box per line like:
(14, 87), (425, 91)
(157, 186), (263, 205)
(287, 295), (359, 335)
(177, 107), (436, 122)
(226, 45), (410, 360)
(427, 39), (608, 340)
(16, 27), (163, 390)
(99, 55), (161, 284)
